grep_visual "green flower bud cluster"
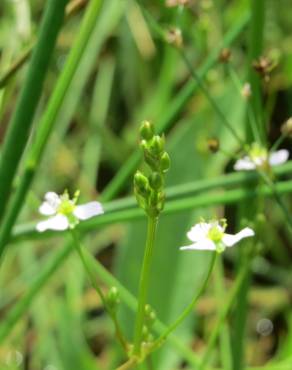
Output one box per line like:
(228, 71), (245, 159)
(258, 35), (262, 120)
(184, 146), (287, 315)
(134, 121), (170, 217)
(141, 304), (156, 343)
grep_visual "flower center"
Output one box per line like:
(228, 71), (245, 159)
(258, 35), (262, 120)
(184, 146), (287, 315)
(58, 199), (75, 216)
(57, 190), (79, 216)
(249, 143), (268, 162)
(208, 225), (224, 242)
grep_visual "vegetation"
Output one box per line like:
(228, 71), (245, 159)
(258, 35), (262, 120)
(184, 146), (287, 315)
(0, 0), (291, 369)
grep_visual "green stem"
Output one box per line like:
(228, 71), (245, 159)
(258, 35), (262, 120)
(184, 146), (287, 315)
(180, 51), (244, 146)
(0, 242), (71, 343)
(0, 0), (69, 220)
(199, 263), (249, 370)
(70, 229), (128, 352)
(215, 257), (233, 370)
(116, 358), (138, 370)
(133, 216), (158, 356)
(247, 0), (265, 142)
(150, 253), (216, 352)
(270, 133), (287, 152)
(70, 229), (106, 304)
(0, 0), (88, 89)
(227, 64), (262, 144)
(0, 0), (103, 262)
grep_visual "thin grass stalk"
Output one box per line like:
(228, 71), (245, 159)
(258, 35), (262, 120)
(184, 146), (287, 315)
(0, 0), (104, 262)
(232, 2), (265, 369)
(0, 0), (89, 89)
(0, 0), (69, 220)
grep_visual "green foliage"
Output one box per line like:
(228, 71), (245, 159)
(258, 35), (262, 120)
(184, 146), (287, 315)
(0, 0), (291, 370)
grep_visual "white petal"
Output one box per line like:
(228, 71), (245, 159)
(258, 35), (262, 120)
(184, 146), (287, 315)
(39, 202), (56, 216)
(73, 201), (104, 221)
(36, 214), (69, 232)
(187, 222), (210, 242)
(222, 227), (255, 247)
(234, 157), (256, 171)
(44, 192), (61, 208)
(269, 149), (289, 167)
(180, 238), (216, 251)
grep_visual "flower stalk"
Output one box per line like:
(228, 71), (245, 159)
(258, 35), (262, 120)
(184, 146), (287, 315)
(70, 229), (128, 352)
(133, 215), (158, 356)
(132, 121), (170, 358)
(149, 252), (216, 353)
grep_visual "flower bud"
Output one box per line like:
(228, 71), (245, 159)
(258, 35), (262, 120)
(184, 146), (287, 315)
(144, 304), (156, 326)
(140, 120), (154, 141)
(281, 117), (292, 137)
(166, 27), (183, 48)
(149, 172), (163, 190)
(134, 171), (149, 196)
(218, 48), (231, 63)
(150, 135), (165, 156)
(106, 286), (120, 310)
(207, 138), (220, 153)
(160, 152), (170, 173)
(241, 82), (252, 99)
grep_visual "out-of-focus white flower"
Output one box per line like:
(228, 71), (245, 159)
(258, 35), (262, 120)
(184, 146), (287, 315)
(180, 219), (254, 253)
(36, 191), (104, 232)
(234, 143), (289, 171)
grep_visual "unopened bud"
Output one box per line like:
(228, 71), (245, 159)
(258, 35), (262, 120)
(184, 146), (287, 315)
(144, 304), (156, 325)
(281, 117), (292, 137)
(218, 48), (231, 63)
(149, 172), (163, 190)
(150, 135), (165, 156)
(106, 286), (120, 310)
(241, 82), (252, 99)
(166, 0), (189, 7)
(134, 171), (149, 196)
(207, 138), (220, 153)
(140, 120), (154, 141)
(166, 28), (183, 48)
(160, 152), (170, 173)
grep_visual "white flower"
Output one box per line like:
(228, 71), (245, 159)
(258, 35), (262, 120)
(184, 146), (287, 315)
(180, 219), (254, 253)
(36, 191), (104, 232)
(234, 143), (289, 171)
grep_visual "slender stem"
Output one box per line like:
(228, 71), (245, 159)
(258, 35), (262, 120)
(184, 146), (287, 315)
(0, 0), (88, 89)
(116, 358), (138, 370)
(70, 229), (106, 303)
(133, 216), (158, 356)
(226, 64), (262, 144)
(198, 263), (249, 370)
(180, 51), (244, 147)
(0, 0), (103, 263)
(270, 133), (287, 152)
(215, 256), (233, 370)
(70, 230), (128, 352)
(150, 253), (216, 351)
(257, 169), (292, 231)
(0, 0), (69, 221)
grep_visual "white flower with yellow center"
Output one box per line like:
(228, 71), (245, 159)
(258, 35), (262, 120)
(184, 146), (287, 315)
(234, 143), (289, 171)
(180, 220), (254, 253)
(36, 191), (104, 232)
